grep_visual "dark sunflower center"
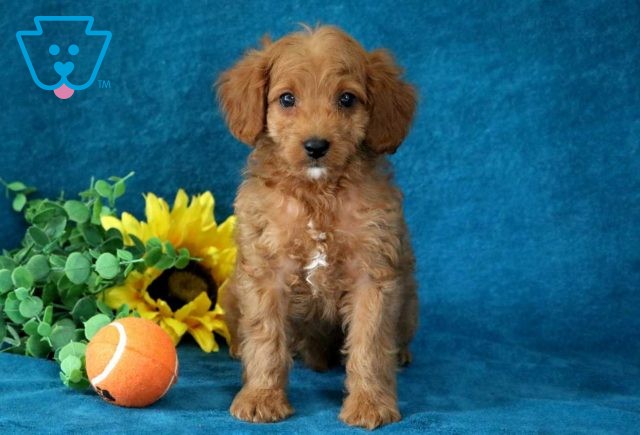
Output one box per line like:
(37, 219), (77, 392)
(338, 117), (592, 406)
(147, 261), (218, 311)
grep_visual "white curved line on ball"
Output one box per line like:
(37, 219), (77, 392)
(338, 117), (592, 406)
(159, 352), (178, 399)
(90, 321), (127, 386)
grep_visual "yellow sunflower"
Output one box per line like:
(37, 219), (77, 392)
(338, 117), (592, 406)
(100, 189), (236, 352)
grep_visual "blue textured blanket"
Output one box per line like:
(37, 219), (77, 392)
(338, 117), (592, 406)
(1, 0), (639, 433)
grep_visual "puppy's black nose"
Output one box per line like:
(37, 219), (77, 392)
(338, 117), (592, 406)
(303, 138), (330, 159)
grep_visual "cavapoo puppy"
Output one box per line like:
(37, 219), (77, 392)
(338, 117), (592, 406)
(216, 25), (418, 429)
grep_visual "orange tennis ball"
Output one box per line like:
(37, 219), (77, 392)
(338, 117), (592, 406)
(85, 317), (179, 407)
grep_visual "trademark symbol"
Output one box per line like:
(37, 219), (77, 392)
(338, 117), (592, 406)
(98, 80), (111, 89)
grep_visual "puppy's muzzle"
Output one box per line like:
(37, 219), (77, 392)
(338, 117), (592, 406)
(303, 138), (330, 159)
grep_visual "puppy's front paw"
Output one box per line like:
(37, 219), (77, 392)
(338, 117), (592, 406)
(340, 391), (400, 430)
(230, 387), (293, 423)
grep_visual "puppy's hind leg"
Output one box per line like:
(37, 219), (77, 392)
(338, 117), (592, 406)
(397, 283), (417, 366)
(397, 229), (418, 366)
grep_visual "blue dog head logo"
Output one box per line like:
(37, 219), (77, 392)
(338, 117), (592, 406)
(17, 16), (111, 99)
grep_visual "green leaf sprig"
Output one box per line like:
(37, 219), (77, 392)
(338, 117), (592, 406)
(0, 174), (195, 389)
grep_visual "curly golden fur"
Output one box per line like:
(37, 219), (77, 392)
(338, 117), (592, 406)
(216, 25), (418, 430)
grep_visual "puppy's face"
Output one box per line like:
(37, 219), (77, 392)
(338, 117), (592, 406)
(217, 26), (416, 181)
(265, 32), (369, 179)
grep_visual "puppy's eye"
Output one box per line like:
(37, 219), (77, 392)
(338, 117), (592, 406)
(338, 92), (357, 108)
(279, 93), (296, 108)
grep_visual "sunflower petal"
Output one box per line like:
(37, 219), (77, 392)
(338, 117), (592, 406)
(175, 292), (212, 321)
(121, 212), (145, 241)
(144, 193), (171, 240)
(137, 300), (163, 318)
(169, 190), (189, 246)
(160, 317), (188, 344)
(212, 248), (236, 285)
(202, 313), (231, 344)
(215, 215), (237, 249)
(104, 285), (140, 309)
(138, 311), (162, 325)
(156, 298), (175, 317)
(199, 192), (215, 213)
(172, 189), (189, 212)
(189, 324), (218, 353)
(101, 215), (124, 234)
(142, 290), (160, 309)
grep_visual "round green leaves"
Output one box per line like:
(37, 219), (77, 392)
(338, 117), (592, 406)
(65, 253), (91, 285)
(95, 253), (120, 279)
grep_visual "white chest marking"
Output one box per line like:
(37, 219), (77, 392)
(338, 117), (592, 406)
(304, 220), (328, 296)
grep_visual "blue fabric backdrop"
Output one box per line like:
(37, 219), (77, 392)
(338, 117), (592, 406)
(1, 0), (639, 433)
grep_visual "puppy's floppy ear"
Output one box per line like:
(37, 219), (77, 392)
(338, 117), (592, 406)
(216, 47), (269, 146)
(365, 50), (417, 154)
